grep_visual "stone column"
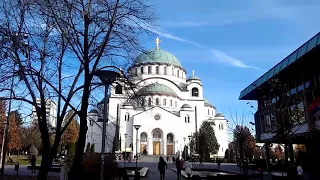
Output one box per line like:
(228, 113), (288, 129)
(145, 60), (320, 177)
(148, 138), (152, 155)
(163, 138), (167, 155)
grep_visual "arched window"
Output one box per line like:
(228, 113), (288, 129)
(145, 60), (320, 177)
(163, 99), (166, 105)
(140, 133), (147, 142)
(167, 134), (174, 143)
(177, 70), (180, 77)
(170, 100), (173, 106)
(140, 98), (145, 107)
(172, 68), (174, 75)
(220, 123), (224, 130)
(115, 85), (122, 94)
(156, 66), (159, 74)
(185, 115), (190, 123)
(175, 101), (177, 108)
(219, 124), (221, 130)
(135, 68), (138, 75)
(208, 109), (210, 115)
(191, 87), (199, 97)
(148, 98), (152, 105)
(148, 66), (151, 74)
(156, 98), (159, 105)
(164, 67), (167, 75)
(140, 67), (144, 74)
(212, 110), (213, 116)
(153, 130), (161, 138)
(124, 113), (130, 121)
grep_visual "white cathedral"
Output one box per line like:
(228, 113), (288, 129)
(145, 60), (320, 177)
(86, 38), (229, 158)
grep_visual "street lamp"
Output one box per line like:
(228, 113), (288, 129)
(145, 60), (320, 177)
(183, 137), (186, 160)
(124, 133), (128, 167)
(133, 124), (141, 179)
(95, 69), (121, 180)
(0, 32), (29, 176)
(188, 135), (192, 158)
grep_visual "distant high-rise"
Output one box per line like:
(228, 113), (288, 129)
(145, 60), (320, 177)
(32, 99), (57, 128)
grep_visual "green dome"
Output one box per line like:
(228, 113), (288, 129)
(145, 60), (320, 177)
(134, 49), (182, 67)
(187, 75), (201, 81)
(137, 83), (178, 98)
(204, 98), (215, 108)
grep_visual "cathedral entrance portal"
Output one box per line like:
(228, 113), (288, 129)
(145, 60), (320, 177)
(152, 129), (162, 155)
(153, 142), (160, 155)
(166, 133), (174, 155)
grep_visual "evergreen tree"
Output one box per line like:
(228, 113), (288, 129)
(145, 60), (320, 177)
(199, 121), (220, 160)
(90, 144), (95, 153)
(85, 143), (91, 153)
(9, 110), (23, 126)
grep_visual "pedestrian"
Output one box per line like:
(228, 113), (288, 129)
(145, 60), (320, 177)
(172, 156), (176, 163)
(30, 155), (36, 173)
(176, 157), (181, 180)
(158, 156), (167, 180)
(217, 159), (221, 170)
(297, 164), (303, 180)
(184, 157), (193, 180)
(167, 156), (169, 162)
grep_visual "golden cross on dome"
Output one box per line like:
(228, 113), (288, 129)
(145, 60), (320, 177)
(155, 37), (161, 49)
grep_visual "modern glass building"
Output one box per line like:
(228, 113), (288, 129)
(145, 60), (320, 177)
(239, 32), (320, 179)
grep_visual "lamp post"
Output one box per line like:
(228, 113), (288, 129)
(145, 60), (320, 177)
(133, 125), (141, 179)
(188, 135), (192, 158)
(124, 133), (128, 167)
(0, 32), (29, 176)
(95, 70), (121, 180)
(183, 137), (186, 160)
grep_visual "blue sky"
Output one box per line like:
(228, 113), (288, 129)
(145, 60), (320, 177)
(138, 0), (320, 128)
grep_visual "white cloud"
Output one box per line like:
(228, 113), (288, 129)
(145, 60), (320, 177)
(146, 26), (262, 71)
(161, 19), (248, 28)
(211, 49), (265, 71)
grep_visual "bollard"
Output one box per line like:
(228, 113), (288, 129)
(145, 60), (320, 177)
(14, 162), (19, 176)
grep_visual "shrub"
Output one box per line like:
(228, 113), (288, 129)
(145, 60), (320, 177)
(90, 144), (95, 153)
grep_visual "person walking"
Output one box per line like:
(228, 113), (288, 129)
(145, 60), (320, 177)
(176, 157), (182, 180)
(297, 164), (304, 180)
(217, 159), (221, 170)
(158, 156), (167, 180)
(30, 155), (36, 173)
(184, 157), (193, 180)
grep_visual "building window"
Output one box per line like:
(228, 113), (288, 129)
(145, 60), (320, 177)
(212, 110), (213, 116)
(135, 68), (138, 75)
(175, 101), (177, 108)
(208, 109), (210, 115)
(148, 98), (152, 106)
(185, 115), (190, 123)
(115, 84), (122, 94)
(167, 134), (174, 143)
(170, 100), (173, 106)
(148, 66), (151, 74)
(156, 66), (159, 74)
(177, 70), (180, 77)
(140, 67), (143, 74)
(172, 68), (174, 75)
(156, 98), (159, 105)
(191, 87), (199, 97)
(140, 133), (147, 142)
(163, 99), (166, 105)
(141, 98), (145, 107)
(125, 113), (130, 121)
(164, 67), (167, 75)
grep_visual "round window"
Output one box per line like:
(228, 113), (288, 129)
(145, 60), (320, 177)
(154, 114), (161, 120)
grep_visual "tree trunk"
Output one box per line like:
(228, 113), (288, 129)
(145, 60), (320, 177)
(68, 74), (91, 179)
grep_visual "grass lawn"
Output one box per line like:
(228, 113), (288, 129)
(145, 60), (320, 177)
(5, 155), (42, 165)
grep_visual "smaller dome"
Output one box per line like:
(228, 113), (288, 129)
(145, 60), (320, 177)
(215, 113), (224, 117)
(204, 98), (215, 109)
(181, 104), (192, 109)
(123, 102), (133, 106)
(136, 83), (178, 98)
(89, 109), (98, 114)
(187, 75), (201, 81)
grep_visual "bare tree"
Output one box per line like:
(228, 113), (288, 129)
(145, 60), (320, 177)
(0, 0), (155, 179)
